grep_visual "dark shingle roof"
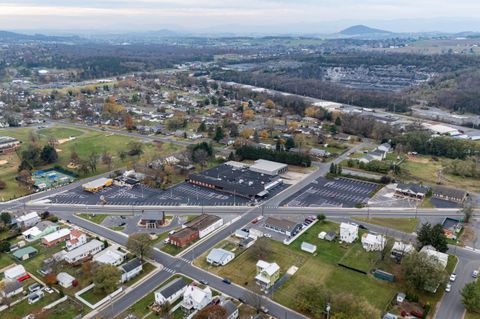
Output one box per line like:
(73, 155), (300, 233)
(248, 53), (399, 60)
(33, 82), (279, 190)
(156, 277), (187, 299)
(121, 257), (142, 273)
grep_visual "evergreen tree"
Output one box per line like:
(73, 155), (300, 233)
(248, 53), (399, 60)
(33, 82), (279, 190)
(214, 126), (224, 142)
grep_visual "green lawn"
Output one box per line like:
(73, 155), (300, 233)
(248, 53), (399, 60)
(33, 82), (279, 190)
(160, 243), (187, 256)
(78, 213), (109, 225)
(1, 290), (61, 319)
(110, 226), (125, 231)
(353, 217), (420, 233)
(79, 287), (109, 305)
(41, 298), (86, 319)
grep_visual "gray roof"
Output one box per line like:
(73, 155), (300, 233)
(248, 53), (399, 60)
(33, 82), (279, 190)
(265, 217), (299, 232)
(35, 221), (56, 231)
(121, 258), (142, 273)
(207, 248), (234, 264)
(222, 300), (237, 317)
(156, 277), (187, 299)
(397, 183), (430, 195)
(432, 186), (466, 199)
(3, 280), (22, 293)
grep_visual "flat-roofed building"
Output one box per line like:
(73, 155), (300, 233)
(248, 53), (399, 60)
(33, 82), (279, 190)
(249, 159), (288, 176)
(82, 178), (113, 193)
(0, 136), (21, 154)
(264, 217), (302, 237)
(64, 239), (104, 264)
(183, 214), (223, 238)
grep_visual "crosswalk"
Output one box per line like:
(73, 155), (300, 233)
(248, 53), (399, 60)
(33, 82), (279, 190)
(179, 257), (191, 263)
(163, 267), (176, 274)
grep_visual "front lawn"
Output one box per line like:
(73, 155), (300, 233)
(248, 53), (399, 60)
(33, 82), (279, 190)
(78, 213), (109, 225)
(353, 217), (420, 233)
(79, 287), (109, 306)
(1, 291), (61, 319)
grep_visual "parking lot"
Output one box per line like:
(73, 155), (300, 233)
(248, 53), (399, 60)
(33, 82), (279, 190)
(281, 177), (380, 207)
(46, 181), (288, 206)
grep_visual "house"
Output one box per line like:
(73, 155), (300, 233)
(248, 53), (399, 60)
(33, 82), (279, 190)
(395, 183), (430, 200)
(264, 217), (302, 237)
(358, 149), (387, 164)
(221, 300), (239, 319)
(22, 221), (59, 242)
(420, 245), (448, 269)
(57, 272), (76, 288)
(206, 248), (235, 266)
(138, 211), (166, 229)
(12, 246), (38, 261)
(391, 241), (414, 260)
(0, 280), (23, 298)
(92, 246), (126, 266)
(361, 233), (386, 252)
(301, 242), (317, 254)
(339, 223), (358, 243)
(4, 265), (27, 281)
(334, 133), (352, 141)
(15, 212), (41, 228)
(42, 228), (71, 247)
(182, 284), (213, 310)
(119, 258), (143, 283)
(309, 148), (330, 158)
(66, 230), (87, 251)
(154, 277), (188, 305)
(431, 186), (467, 203)
(255, 260), (280, 289)
(64, 239), (104, 264)
(377, 143), (392, 153)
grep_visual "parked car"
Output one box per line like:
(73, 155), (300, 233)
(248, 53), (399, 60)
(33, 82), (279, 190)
(260, 306), (269, 314)
(264, 233), (272, 238)
(450, 273), (457, 282)
(27, 292), (43, 305)
(472, 270), (479, 278)
(28, 283), (42, 293)
(445, 283), (452, 292)
(199, 279), (209, 285)
(359, 224), (368, 230)
(222, 278), (231, 284)
(44, 287), (54, 294)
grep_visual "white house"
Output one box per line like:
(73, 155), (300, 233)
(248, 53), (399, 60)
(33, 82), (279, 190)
(155, 277), (188, 305)
(340, 223), (358, 243)
(66, 230), (87, 251)
(301, 242), (317, 254)
(391, 241), (414, 259)
(64, 239), (104, 264)
(92, 246), (126, 266)
(182, 284), (213, 310)
(4, 265), (27, 281)
(0, 280), (24, 298)
(57, 272), (76, 288)
(206, 248), (235, 266)
(420, 245), (449, 269)
(361, 233), (386, 252)
(16, 212), (40, 228)
(119, 258), (143, 283)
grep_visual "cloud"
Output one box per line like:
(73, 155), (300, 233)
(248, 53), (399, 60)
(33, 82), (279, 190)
(1, 0), (480, 32)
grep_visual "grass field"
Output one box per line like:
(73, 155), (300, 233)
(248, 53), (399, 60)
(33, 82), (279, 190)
(353, 217), (420, 233)
(399, 156), (480, 192)
(78, 213), (109, 225)
(1, 290), (62, 319)
(0, 125), (185, 201)
(79, 287), (109, 305)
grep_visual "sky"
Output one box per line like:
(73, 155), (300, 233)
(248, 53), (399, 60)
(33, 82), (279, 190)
(1, 0), (480, 34)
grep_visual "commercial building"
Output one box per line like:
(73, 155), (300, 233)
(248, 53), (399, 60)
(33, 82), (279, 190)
(395, 183), (430, 200)
(187, 161), (284, 199)
(431, 186), (467, 203)
(183, 214), (223, 238)
(169, 228), (199, 248)
(249, 159), (288, 176)
(64, 239), (104, 264)
(82, 177), (113, 193)
(0, 136), (21, 154)
(138, 211), (166, 229)
(264, 217), (302, 237)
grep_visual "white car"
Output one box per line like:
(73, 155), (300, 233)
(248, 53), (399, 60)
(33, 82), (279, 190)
(264, 233), (272, 238)
(450, 273), (457, 282)
(445, 283), (451, 292)
(44, 287), (54, 294)
(472, 270), (479, 278)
